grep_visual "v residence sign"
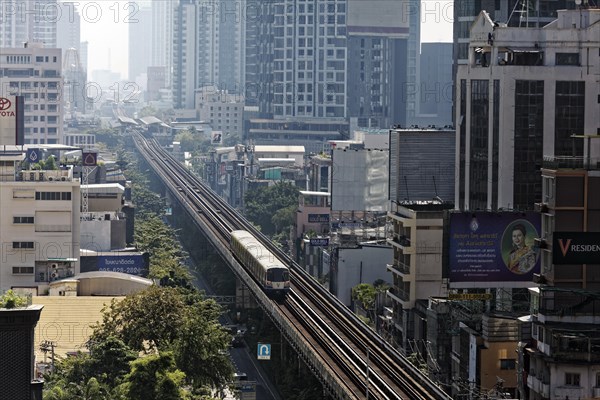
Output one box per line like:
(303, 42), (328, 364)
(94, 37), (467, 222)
(553, 232), (600, 265)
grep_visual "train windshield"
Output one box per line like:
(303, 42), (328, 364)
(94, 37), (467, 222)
(267, 268), (289, 282)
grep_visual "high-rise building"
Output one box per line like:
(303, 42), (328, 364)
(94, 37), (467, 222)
(56, 1), (80, 57)
(524, 148), (600, 399)
(128, 5), (152, 82)
(0, 44), (64, 144)
(247, 0), (411, 130)
(415, 43), (453, 127)
(0, 0), (57, 48)
(455, 9), (599, 211)
(151, 0), (175, 87)
(172, 0), (245, 109)
(453, 0), (572, 70)
(79, 41), (88, 73)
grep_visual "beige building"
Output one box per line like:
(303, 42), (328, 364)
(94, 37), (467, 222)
(386, 201), (452, 352)
(0, 149), (80, 294)
(0, 44), (64, 144)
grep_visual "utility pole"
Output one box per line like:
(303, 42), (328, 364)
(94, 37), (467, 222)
(40, 340), (56, 372)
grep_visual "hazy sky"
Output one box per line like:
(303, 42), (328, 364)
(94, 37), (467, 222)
(79, 0), (454, 80)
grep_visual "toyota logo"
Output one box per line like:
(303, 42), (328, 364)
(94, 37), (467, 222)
(0, 97), (11, 111)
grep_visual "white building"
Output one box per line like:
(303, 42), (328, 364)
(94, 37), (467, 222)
(195, 86), (244, 139)
(0, 149), (80, 294)
(0, 44), (64, 144)
(151, 0), (175, 87)
(455, 8), (600, 212)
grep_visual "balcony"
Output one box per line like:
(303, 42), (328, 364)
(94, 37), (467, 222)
(542, 155), (600, 171)
(392, 234), (411, 247)
(388, 287), (410, 302)
(387, 261), (410, 275)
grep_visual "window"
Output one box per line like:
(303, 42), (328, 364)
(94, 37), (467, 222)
(12, 266), (34, 274)
(565, 373), (580, 386)
(13, 216), (34, 224)
(35, 191), (72, 201)
(500, 359), (516, 370)
(13, 242), (34, 249)
(556, 53), (579, 66)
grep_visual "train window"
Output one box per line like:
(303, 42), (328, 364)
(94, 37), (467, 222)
(268, 268), (288, 282)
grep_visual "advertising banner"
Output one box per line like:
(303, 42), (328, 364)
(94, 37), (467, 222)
(308, 214), (329, 223)
(309, 238), (329, 247)
(97, 255), (149, 276)
(553, 232), (600, 264)
(448, 212), (541, 286)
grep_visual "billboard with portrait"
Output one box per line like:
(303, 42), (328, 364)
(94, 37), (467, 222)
(448, 212), (541, 288)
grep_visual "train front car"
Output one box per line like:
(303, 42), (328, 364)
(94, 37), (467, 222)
(264, 264), (291, 298)
(231, 230), (291, 299)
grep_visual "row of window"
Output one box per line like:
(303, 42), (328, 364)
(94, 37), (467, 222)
(35, 192), (72, 201)
(13, 216), (34, 224)
(13, 241), (34, 249)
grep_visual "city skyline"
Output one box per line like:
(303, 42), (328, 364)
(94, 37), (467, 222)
(79, 0), (454, 80)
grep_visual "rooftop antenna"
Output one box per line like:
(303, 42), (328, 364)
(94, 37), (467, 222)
(508, 0), (531, 27)
(403, 175), (410, 201)
(432, 175), (438, 198)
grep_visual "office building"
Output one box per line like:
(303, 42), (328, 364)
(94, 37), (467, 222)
(0, 0), (57, 48)
(56, 1), (80, 57)
(0, 149), (80, 293)
(0, 44), (64, 144)
(128, 5), (152, 82)
(452, 0), (572, 73)
(151, 0), (175, 87)
(415, 43), (453, 127)
(173, 0), (244, 109)
(455, 9), (600, 211)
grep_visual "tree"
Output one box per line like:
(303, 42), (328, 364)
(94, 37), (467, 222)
(122, 352), (187, 400)
(90, 286), (233, 390)
(134, 215), (192, 284)
(244, 182), (299, 235)
(138, 105), (157, 118)
(271, 205), (297, 234)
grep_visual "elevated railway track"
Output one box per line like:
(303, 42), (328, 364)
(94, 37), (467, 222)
(133, 133), (451, 400)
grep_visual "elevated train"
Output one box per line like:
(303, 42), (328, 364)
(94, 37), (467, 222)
(230, 230), (290, 297)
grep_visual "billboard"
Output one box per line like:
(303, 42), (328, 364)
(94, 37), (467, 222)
(0, 95), (24, 145)
(80, 253), (149, 277)
(448, 212), (541, 287)
(553, 232), (600, 265)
